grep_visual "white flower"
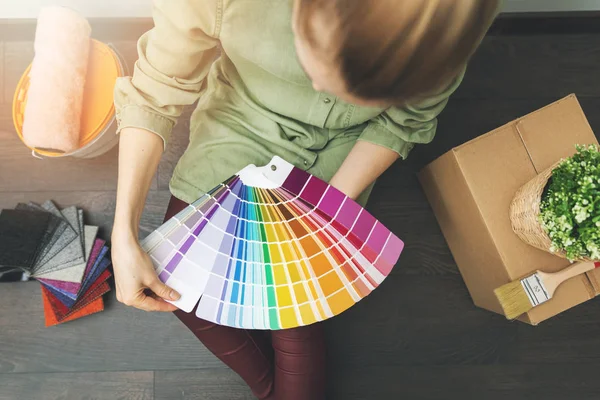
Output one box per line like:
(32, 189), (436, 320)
(586, 243), (600, 261)
(573, 204), (590, 223)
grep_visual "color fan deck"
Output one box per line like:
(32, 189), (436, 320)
(141, 157), (403, 330)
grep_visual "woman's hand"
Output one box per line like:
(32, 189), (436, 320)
(111, 229), (180, 312)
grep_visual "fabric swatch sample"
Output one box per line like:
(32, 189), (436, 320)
(41, 282), (74, 306)
(0, 209), (51, 272)
(42, 286), (105, 327)
(58, 206), (84, 258)
(14, 203), (62, 266)
(45, 272), (111, 321)
(77, 209), (85, 253)
(31, 200), (77, 268)
(44, 272), (111, 321)
(33, 201), (78, 273)
(37, 277), (80, 294)
(34, 207), (86, 274)
(44, 297), (105, 327)
(78, 249), (111, 297)
(42, 247), (109, 308)
(79, 239), (105, 284)
(34, 225), (98, 285)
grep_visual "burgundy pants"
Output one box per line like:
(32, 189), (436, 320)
(164, 196), (326, 400)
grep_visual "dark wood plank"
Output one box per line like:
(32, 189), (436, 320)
(0, 190), (171, 240)
(0, 284), (226, 373)
(155, 369), (254, 400)
(327, 364), (600, 400)
(455, 35), (600, 99)
(325, 274), (517, 369)
(0, 132), (158, 193)
(0, 128), (119, 192)
(501, 298), (600, 364)
(0, 371), (153, 400)
(3, 41), (32, 105)
(367, 185), (459, 276)
(490, 12), (600, 35)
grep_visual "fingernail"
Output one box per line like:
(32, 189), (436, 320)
(170, 290), (181, 300)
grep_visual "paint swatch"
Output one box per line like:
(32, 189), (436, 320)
(142, 156), (403, 330)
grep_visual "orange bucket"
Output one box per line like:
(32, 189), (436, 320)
(12, 39), (126, 158)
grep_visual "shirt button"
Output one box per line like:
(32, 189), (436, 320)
(303, 160), (309, 166)
(323, 98), (331, 104)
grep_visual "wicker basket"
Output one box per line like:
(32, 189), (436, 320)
(509, 162), (564, 257)
(509, 161), (594, 262)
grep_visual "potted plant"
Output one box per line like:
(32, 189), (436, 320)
(510, 144), (600, 261)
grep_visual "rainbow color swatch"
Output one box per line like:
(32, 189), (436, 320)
(141, 156), (403, 330)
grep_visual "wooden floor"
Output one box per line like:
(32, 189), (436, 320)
(2, 31), (600, 400)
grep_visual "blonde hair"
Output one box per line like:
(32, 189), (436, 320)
(296, 0), (500, 104)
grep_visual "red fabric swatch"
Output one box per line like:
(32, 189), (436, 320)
(41, 270), (112, 327)
(43, 291), (104, 327)
(43, 270), (111, 321)
(42, 287), (105, 326)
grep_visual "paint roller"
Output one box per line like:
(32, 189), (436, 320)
(22, 6), (91, 154)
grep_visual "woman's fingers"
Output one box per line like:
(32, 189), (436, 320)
(136, 294), (179, 312)
(122, 288), (177, 312)
(147, 278), (181, 302)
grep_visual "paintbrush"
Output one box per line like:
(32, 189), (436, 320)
(494, 261), (600, 320)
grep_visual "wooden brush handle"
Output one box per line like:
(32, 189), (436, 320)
(540, 261), (597, 297)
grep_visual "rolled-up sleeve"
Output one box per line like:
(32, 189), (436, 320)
(358, 67), (466, 160)
(114, 0), (221, 147)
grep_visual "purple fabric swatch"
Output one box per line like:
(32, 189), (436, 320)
(80, 257), (111, 296)
(36, 239), (106, 298)
(41, 243), (110, 308)
(78, 247), (110, 298)
(38, 278), (79, 293)
(42, 284), (74, 307)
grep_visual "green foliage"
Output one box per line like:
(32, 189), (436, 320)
(540, 145), (600, 260)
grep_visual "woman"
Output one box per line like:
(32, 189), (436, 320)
(112, 1), (500, 399)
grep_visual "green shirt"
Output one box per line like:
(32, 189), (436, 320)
(114, 0), (465, 205)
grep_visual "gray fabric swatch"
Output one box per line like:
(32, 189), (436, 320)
(59, 206), (84, 257)
(34, 225), (98, 283)
(23, 202), (70, 266)
(14, 203), (60, 267)
(31, 201), (77, 271)
(34, 206), (84, 274)
(0, 209), (51, 273)
(77, 209), (85, 258)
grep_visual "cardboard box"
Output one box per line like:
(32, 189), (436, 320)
(419, 95), (600, 325)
